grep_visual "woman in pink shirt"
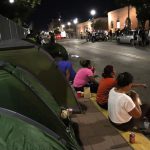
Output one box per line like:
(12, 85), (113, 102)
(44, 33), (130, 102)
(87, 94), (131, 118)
(73, 59), (98, 93)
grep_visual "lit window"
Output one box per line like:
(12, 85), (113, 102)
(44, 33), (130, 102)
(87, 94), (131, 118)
(117, 19), (120, 29)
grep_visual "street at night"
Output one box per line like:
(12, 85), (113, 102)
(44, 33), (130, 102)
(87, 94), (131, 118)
(0, 0), (150, 150)
(59, 39), (150, 105)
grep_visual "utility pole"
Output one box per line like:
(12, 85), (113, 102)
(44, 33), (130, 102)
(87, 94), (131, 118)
(127, 0), (131, 29)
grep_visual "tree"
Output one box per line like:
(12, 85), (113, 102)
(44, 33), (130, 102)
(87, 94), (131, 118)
(19, 0), (41, 8)
(0, 0), (41, 25)
(136, 2), (150, 28)
(92, 20), (108, 31)
(114, 0), (150, 28)
(48, 19), (61, 32)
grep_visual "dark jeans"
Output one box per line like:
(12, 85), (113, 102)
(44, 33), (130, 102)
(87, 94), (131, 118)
(74, 86), (84, 92)
(74, 82), (98, 93)
(97, 102), (108, 110)
(109, 118), (134, 131)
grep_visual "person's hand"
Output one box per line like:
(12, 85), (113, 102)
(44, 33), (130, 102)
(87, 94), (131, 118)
(142, 84), (147, 88)
(127, 90), (138, 102)
(91, 66), (95, 73)
(132, 83), (148, 88)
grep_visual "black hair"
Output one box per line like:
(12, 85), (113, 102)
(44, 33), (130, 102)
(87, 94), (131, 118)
(80, 59), (91, 67)
(62, 53), (69, 60)
(58, 51), (69, 60)
(117, 72), (133, 87)
(102, 65), (114, 78)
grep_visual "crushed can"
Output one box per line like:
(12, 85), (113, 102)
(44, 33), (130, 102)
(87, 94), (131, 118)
(129, 132), (135, 144)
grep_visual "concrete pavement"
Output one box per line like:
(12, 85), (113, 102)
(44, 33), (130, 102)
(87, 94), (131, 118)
(72, 97), (132, 150)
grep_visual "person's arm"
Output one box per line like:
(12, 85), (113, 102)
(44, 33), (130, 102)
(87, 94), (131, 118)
(128, 102), (142, 118)
(132, 83), (147, 88)
(66, 69), (70, 81)
(88, 76), (99, 84)
(128, 92), (142, 118)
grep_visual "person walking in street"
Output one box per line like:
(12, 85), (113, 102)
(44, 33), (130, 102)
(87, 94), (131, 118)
(141, 29), (146, 47)
(133, 30), (138, 46)
(109, 30), (113, 41)
(91, 30), (96, 42)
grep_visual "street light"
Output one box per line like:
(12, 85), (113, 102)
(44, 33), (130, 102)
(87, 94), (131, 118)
(61, 24), (65, 31)
(90, 9), (96, 17)
(9, 0), (15, 3)
(90, 9), (96, 31)
(67, 22), (71, 26)
(67, 22), (72, 38)
(73, 18), (78, 38)
(61, 24), (65, 28)
(73, 18), (78, 24)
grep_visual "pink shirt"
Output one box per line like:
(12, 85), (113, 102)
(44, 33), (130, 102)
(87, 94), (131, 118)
(73, 68), (93, 87)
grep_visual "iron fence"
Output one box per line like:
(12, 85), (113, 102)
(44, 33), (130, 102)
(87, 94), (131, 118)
(0, 14), (27, 41)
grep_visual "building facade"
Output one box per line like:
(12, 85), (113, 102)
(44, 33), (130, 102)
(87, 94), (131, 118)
(108, 6), (149, 33)
(76, 17), (107, 38)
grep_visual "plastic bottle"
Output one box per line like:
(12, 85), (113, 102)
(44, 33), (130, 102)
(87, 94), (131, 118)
(144, 117), (150, 129)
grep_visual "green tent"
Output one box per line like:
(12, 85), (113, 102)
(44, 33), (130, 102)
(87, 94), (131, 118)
(0, 108), (68, 150)
(0, 62), (80, 150)
(0, 47), (80, 111)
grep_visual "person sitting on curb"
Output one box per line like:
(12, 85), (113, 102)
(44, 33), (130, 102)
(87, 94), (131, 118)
(56, 53), (76, 82)
(73, 59), (98, 93)
(97, 66), (146, 110)
(108, 72), (147, 131)
(96, 65), (116, 110)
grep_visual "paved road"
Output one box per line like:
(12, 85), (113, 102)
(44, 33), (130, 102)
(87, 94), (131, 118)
(58, 39), (150, 105)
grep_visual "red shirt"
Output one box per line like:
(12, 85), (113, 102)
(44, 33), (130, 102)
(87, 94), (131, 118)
(96, 78), (116, 104)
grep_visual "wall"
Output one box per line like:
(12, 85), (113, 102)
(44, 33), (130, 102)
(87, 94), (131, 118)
(76, 17), (108, 38)
(108, 6), (150, 33)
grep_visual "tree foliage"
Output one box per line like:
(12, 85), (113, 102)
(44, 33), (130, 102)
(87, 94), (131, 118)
(92, 20), (108, 31)
(17, 0), (41, 8)
(0, 0), (41, 24)
(114, 0), (150, 28)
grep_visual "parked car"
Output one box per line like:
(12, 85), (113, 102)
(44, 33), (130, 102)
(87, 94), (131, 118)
(117, 30), (136, 45)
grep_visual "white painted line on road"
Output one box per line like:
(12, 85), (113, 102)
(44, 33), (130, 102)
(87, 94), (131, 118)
(123, 53), (144, 60)
(71, 55), (80, 58)
(88, 45), (146, 61)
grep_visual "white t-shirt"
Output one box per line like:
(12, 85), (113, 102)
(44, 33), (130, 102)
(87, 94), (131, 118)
(108, 87), (135, 124)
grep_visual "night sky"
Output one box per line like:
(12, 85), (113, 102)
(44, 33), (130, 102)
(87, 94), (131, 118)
(32, 0), (118, 30)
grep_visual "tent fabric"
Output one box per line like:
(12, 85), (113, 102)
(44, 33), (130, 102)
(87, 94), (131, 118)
(0, 109), (68, 150)
(0, 48), (80, 111)
(4, 63), (60, 115)
(0, 63), (80, 150)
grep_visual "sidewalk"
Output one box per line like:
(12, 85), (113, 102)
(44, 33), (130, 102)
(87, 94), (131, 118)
(72, 98), (133, 150)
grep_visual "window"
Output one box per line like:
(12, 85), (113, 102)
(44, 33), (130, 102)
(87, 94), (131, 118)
(116, 18), (120, 29)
